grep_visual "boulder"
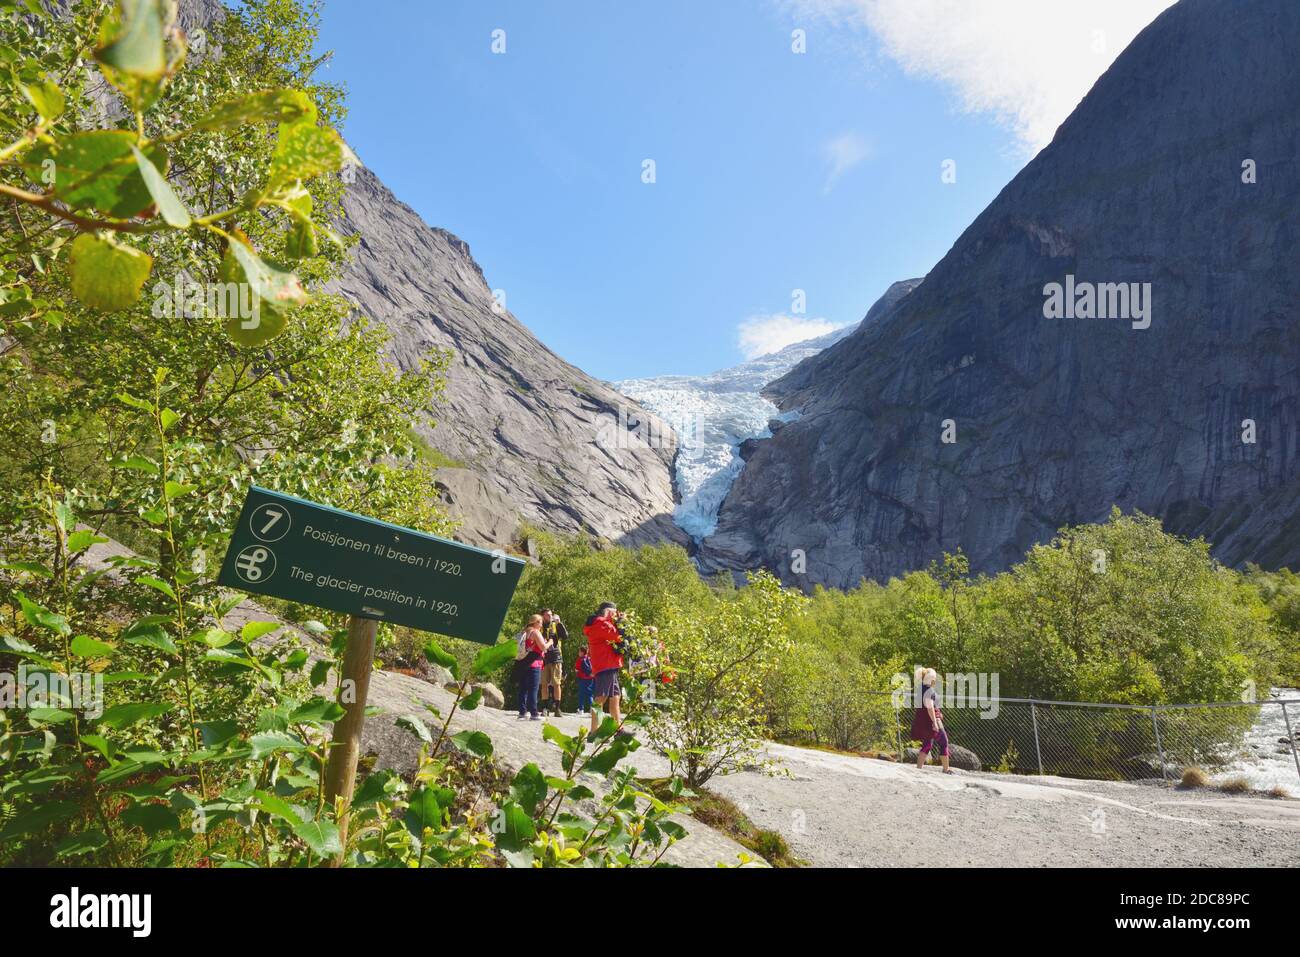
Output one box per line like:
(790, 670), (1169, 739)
(426, 664), (454, 688)
(475, 682), (506, 709)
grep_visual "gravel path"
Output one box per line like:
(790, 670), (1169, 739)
(436, 709), (1300, 868)
(703, 743), (1300, 868)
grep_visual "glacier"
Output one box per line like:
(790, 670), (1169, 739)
(617, 326), (855, 540)
(616, 280), (923, 541)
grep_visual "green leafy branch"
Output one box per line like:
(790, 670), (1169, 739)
(0, 0), (344, 340)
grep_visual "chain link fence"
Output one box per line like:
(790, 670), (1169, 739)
(863, 691), (1300, 788)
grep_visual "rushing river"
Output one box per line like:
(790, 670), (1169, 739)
(1218, 688), (1300, 792)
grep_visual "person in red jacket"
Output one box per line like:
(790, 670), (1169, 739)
(582, 602), (624, 733)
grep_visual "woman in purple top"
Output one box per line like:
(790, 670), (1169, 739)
(911, 667), (952, 774)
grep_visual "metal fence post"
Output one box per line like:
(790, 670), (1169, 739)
(1030, 701), (1044, 775)
(893, 692), (908, 762)
(1150, 705), (1169, 783)
(1282, 702), (1300, 785)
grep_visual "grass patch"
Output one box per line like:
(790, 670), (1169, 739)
(643, 777), (805, 867)
(1179, 767), (1210, 789)
(1217, 776), (1252, 794)
(1268, 785), (1292, 799)
(404, 427), (466, 470)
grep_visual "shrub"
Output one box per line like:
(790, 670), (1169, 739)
(646, 570), (804, 787)
(1180, 767), (1210, 788)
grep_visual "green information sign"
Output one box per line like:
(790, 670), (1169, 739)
(217, 486), (525, 644)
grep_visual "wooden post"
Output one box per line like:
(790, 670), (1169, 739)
(322, 614), (379, 865)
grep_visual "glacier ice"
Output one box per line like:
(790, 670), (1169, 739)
(617, 326), (853, 540)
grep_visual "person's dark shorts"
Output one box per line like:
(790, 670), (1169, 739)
(593, 668), (621, 699)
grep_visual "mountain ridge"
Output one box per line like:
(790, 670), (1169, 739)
(701, 0), (1300, 588)
(327, 158), (686, 549)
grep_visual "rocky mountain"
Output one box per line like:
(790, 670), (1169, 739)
(619, 279), (921, 539)
(328, 162), (684, 550)
(168, 0), (683, 551)
(766, 278), (923, 400)
(701, 0), (1300, 589)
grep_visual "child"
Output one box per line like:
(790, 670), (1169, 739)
(574, 644), (595, 715)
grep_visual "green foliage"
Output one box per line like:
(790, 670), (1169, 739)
(510, 511), (1294, 767)
(498, 713), (688, 867)
(992, 739), (1020, 775)
(779, 510), (1284, 712)
(66, 231), (151, 309)
(1242, 565), (1300, 685)
(646, 570), (805, 787)
(0, 0), (345, 335)
(508, 529), (713, 636)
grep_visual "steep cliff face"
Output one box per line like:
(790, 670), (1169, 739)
(702, 0), (1300, 589)
(768, 279), (923, 404)
(328, 164), (684, 549)
(164, 0), (681, 550)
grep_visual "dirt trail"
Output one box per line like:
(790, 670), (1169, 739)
(436, 706), (1300, 868)
(480, 717), (1300, 868)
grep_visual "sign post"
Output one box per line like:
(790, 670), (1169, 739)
(320, 614), (378, 861)
(217, 486), (525, 864)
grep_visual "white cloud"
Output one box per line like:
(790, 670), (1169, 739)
(783, 0), (1176, 154)
(737, 314), (844, 359)
(823, 131), (872, 192)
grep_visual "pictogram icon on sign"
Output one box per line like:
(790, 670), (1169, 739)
(234, 544), (276, 583)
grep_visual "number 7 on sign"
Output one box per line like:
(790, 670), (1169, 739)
(260, 508), (284, 536)
(250, 502), (292, 542)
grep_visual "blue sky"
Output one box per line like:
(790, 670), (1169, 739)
(314, 0), (1173, 381)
